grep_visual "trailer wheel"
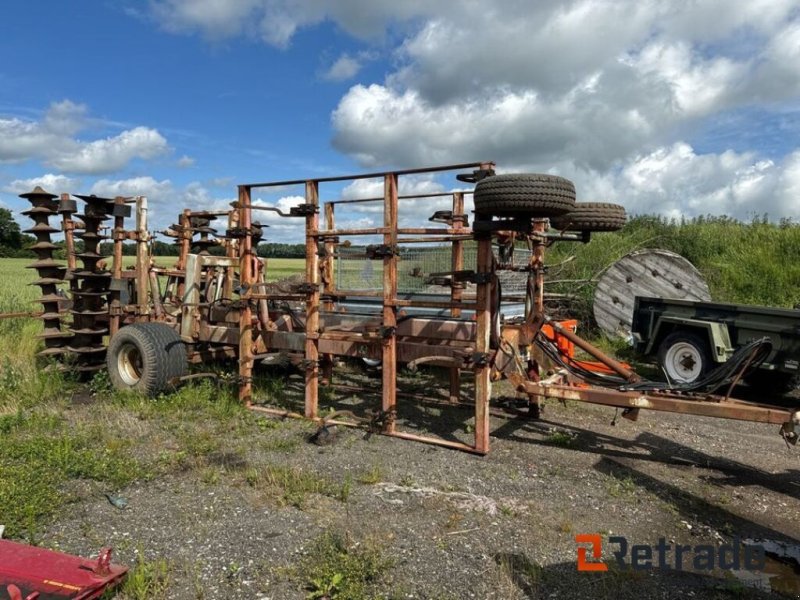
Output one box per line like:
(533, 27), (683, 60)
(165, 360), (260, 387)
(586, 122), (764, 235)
(473, 174), (575, 218)
(657, 331), (711, 384)
(107, 323), (187, 396)
(550, 202), (627, 232)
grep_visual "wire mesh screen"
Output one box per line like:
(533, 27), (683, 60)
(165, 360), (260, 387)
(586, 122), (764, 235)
(335, 245), (532, 294)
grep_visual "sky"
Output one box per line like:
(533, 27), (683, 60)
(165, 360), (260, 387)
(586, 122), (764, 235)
(1, 0), (799, 242)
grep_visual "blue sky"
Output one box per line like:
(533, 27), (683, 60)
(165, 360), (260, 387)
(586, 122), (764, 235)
(1, 1), (799, 240)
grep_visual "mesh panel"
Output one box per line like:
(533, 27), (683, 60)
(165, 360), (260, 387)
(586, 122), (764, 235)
(335, 245), (531, 294)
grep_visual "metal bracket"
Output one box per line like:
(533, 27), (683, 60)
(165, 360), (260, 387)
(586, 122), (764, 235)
(289, 204), (318, 217)
(456, 168), (495, 183)
(225, 227), (247, 239)
(428, 210), (469, 226)
(472, 218), (534, 234)
(225, 224), (267, 239)
(366, 244), (398, 259)
(110, 203), (132, 218)
(453, 270), (492, 285)
(380, 326), (396, 339)
(293, 283), (317, 294)
(471, 352), (491, 367)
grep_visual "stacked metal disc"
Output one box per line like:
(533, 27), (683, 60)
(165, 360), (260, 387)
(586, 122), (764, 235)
(68, 194), (112, 373)
(190, 214), (218, 255)
(20, 187), (71, 359)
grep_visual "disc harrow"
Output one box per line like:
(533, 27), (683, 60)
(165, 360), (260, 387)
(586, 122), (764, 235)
(20, 186), (71, 358)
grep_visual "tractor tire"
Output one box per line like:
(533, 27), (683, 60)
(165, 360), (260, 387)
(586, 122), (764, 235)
(473, 174), (575, 218)
(551, 202), (627, 232)
(107, 323), (187, 396)
(657, 331), (712, 384)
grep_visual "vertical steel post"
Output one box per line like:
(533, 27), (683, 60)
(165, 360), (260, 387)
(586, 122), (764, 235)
(474, 232), (493, 453)
(382, 173), (399, 432)
(135, 196), (150, 319)
(304, 181), (321, 419)
(176, 209), (191, 298)
(532, 219), (546, 319)
(449, 191), (465, 403)
(224, 208), (239, 299)
(109, 197), (125, 335)
(321, 202), (335, 385)
(238, 186), (254, 406)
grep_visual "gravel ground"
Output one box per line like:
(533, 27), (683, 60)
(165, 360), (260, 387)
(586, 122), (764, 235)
(41, 368), (800, 599)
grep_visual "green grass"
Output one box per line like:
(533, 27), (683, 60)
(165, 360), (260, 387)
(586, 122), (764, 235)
(244, 463), (351, 508)
(545, 214), (800, 326)
(298, 532), (393, 600)
(0, 408), (148, 540)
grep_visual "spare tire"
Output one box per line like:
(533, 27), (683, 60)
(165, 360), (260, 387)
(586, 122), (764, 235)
(473, 174), (575, 218)
(551, 202), (626, 231)
(107, 323), (187, 396)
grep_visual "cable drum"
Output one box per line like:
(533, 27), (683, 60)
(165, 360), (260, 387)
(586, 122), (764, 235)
(593, 249), (711, 338)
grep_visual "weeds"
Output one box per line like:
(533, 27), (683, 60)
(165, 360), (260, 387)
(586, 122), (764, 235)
(245, 464), (347, 508)
(546, 430), (578, 448)
(300, 532), (392, 600)
(606, 475), (638, 499)
(0, 411), (147, 540)
(117, 552), (171, 600)
(356, 465), (383, 485)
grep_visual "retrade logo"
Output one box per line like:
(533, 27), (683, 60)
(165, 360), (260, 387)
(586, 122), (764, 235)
(575, 534), (766, 572)
(575, 534), (608, 571)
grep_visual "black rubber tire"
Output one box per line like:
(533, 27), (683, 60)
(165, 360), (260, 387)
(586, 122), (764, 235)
(551, 202), (627, 231)
(107, 323), (187, 396)
(657, 330), (712, 384)
(473, 174), (575, 218)
(743, 369), (800, 396)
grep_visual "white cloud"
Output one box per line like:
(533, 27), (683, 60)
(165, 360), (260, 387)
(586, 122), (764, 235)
(0, 101), (170, 175)
(90, 176), (175, 200)
(51, 127), (168, 174)
(3, 173), (81, 196)
(149, 0), (451, 46)
(177, 155), (196, 167)
(143, 1), (800, 220)
(322, 54), (362, 81)
(572, 143), (800, 221)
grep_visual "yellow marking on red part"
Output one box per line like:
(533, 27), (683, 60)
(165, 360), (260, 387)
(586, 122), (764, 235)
(42, 579), (83, 591)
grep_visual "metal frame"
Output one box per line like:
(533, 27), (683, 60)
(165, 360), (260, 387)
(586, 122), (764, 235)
(12, 161), (800, 455)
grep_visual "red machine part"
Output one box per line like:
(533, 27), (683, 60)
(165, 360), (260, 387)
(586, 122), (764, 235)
(0, 541), (127, 600)
(541, 319), (632, 377)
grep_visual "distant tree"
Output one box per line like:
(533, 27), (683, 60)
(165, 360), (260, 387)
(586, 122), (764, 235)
(0, 208), (22, 248)
(0, 208), (36, 257)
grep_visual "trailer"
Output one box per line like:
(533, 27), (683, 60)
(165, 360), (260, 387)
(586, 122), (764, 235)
(13, 162), (800, 454)
(632, 295), (800, 391)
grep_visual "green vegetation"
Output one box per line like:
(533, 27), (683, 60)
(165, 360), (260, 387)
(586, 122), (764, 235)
(545, 430), (578, 448)
(299, 532), (393, 600)
(0, 408), (147, 540)
(546, 215), (800, 325)
(116, 552), (171, 600)
(244, 464), (351, 508)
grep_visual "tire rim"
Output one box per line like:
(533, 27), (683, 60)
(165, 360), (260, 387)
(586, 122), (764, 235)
(117, 342), (143, 386)
(664, 342), (703, 382)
